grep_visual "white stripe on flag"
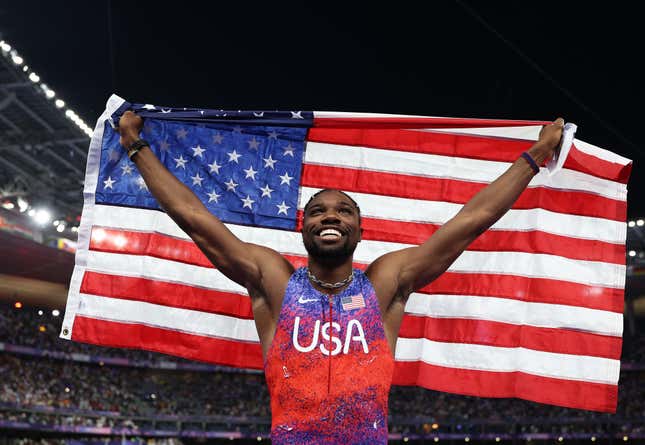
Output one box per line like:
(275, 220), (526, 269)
(77, 293), (260, 342)
(298, 188), (625, 244)
(394, 337), (621, 384)
(303, 142), (626, 200)
(405, 294), (623, 337)
(86, 231), (624, 289)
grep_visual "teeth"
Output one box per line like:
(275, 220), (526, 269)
(320, 229), (341, 237)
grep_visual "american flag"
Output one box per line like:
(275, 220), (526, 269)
(61, 94), (631, 413)
(341, 293), (366, 311)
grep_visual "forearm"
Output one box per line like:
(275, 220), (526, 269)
(459, 141), (551, 232)
(131, 146), (207, 229)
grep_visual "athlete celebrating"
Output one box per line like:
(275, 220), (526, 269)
(118, 111), (564, 444)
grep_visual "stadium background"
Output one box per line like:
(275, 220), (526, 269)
(1, 2), (644, 444)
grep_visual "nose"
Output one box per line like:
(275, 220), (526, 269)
(321, 211), (341, 224)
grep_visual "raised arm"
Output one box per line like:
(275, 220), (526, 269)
(117, 112), (294, 307)
(367, 118), (564, 306)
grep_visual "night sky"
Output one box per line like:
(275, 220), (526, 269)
(1, 1), (642, 216)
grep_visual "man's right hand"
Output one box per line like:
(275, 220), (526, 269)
(118, 111), (144, 149)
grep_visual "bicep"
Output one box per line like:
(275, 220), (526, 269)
(184, 206), (288, 289)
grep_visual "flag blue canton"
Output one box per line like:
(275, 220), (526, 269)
(95, 104), (312, 230)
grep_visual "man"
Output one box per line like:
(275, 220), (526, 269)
(118, 110), (564, 444)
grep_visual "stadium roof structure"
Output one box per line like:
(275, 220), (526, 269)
(0, 37), (91, 218)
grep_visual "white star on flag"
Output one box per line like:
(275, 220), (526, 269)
(291, 111), (303, 119)
(279, 172), (293, 186)
(268, 131), (278, 140)
(175, 128), (188, 139)
(241, 195), (255, 209)
(142, 104), (156, 110)
(159, 140), (170, 151)
(108, 149), (120, 162)
(212, 133), (224, 144)
(173, 155), (188, 169)
(120, 164), (133, 175)
(283, 144), (295, 157)
(191, 145), (206, 158)
(207, 190), (221, 203)
(247, 137), (260, 150)
(260, 184), (274, 198)
(208, 160), (222, 174)
(224, 179), (238, 191)
(263, 155), (277, 169)
(135, 176), (148, 190)
(103, 176), (115, 189)
(191, 173), (204, 186)
(244, 166), (258, 180)
(276, 201), (290, 215)
(227, 150), (242, 163)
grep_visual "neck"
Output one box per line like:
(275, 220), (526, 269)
(307, 256), (354, 293)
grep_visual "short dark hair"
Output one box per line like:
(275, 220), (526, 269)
(303, 188), (361, 223)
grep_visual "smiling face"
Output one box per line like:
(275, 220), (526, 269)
(302, 190), (362, 262)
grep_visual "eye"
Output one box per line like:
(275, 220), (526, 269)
(339, 207), (352, 214)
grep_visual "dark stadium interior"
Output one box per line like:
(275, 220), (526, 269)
(1, 2), (644, 444)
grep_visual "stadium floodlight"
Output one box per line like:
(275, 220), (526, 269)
(558, 437), (564, 442)
(637, 219), (644, 226)
(623, 436), (629, 441)
(256, 437), (262, 442)
(28, 72), (40, 83)
(27, 208), (36, 217)
(11, 54), (23, 65)
(403, 438), (409, 443)
(17, 197), (29, 212)
(45, 88), (55, 99)
(495, 438), (500, 443)
(33, 208), (52, 225)
(1, 201), (14, 209)
(0, 41), (11, 52)
(464, 438), (470, 443)
(434, 438), (439, 443)
(52, 309), (60, 317)
(628, 221), (635, 227)
(629, 251), (636, 257)
(55, 99), (65, 108)
(37, 310), (43, 316)
(14, 302), (22, 309)
(56, 224), (65, 233)
(591, 437), (597, 442)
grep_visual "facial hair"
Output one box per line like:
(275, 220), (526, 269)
(303, 234), (358, 263)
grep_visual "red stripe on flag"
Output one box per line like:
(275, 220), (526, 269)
(423, 272), (623, 313)
(392, 361), (617, 412)
(301, 164), (627, 222)
(88, 228), (623, 313)
(307, 127), (629, 183)
(294, 212), (624, 265)
(399, 316), (622, 360)
(313, 116), (550, 129)
(80, 271), (254, 319)
(72, 315), (263, 369)
(565, 145), (632, 184)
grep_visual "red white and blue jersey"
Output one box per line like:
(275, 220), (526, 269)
(264, 268), (394, 444)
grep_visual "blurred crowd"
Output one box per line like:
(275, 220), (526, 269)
(1, 303), (644, 440)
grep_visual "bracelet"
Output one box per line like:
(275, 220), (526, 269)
(520, 152), (540, 175)
(127, 139), (150, 160)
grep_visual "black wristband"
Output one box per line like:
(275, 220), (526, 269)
(127, 139), (150, 159)
(520, 152), (540, 175)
